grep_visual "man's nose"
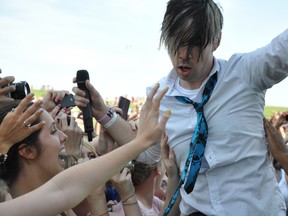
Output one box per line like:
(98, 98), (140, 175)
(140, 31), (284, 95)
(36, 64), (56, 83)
(178, 46), (188, 60)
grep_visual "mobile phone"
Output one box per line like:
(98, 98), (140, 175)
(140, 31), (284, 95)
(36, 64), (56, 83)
(56, 94), (76, 108)
(118, 96), (130, 120)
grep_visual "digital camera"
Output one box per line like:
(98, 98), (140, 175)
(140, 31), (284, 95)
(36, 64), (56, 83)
(9, 81), (31, 99)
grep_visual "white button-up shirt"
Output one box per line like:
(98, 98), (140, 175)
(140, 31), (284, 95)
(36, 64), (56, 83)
(143, 29), (288, 216)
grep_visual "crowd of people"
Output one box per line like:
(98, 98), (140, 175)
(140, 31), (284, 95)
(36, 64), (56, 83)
(1, 0), (288, 216)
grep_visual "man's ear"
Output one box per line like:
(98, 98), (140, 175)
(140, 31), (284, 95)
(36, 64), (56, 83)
(212, 32), (222, 51)
(18, 144), (37, 160)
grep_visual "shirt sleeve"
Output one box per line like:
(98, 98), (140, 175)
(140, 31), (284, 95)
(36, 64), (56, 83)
(240, 28), (288, 91)
(135, 143), (161, 164)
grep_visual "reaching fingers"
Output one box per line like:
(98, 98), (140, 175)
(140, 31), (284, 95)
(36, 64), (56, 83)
(50, 105), (61, 119)
(128, 120), (138, 131)
(146, 83), (160, 102)
(161, 132), (169, 159)
(0, 76), (15, 88)
(12, 93), (35, 113)
(264, 118), (278, 135)
(127, 113), (138, 122)
(23, 108), (44, 127)
(153, 86), (169, 111)
(28, 118), (46, 132)
(22, 99), (43, 118)
(114, 107), (123, 116)
(142, 84), (168, 116)
(0, 85), (16, 96)
(72, 87), (89, 107)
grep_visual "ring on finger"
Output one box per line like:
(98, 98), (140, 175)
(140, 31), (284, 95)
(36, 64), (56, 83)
(23, 121), (31, 128)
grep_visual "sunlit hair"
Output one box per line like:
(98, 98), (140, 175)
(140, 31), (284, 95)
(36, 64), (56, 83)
(160, 0), (223, 58)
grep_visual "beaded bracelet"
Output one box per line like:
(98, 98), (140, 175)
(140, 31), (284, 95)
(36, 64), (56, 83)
(0, 153), (8, 165)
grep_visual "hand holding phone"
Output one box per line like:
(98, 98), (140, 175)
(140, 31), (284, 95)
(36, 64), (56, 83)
(118, 96), (130, 120)
(56, 94), (75, 109)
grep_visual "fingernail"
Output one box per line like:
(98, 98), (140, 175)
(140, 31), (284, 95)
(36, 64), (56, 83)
(165, 110), (172, 116)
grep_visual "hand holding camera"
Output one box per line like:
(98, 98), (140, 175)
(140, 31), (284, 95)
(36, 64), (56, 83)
(0, 76), (26, 104)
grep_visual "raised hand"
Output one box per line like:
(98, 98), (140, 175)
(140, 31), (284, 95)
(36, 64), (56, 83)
(0, 93), (45, 153)
(42, 90), (69, 112)
(135, 83), (170, 148)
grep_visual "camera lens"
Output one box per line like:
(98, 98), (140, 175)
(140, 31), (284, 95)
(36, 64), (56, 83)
(10, 81), (31, 99)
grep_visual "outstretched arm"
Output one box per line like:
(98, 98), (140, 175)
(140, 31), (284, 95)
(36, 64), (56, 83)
(0, 84), (171, 216)
(73, 79), (137, 146)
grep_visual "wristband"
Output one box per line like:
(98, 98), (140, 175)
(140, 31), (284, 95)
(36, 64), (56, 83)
(122, 200), (138, 205)
(103, 112), (118, 128)
(96, 107), (114, 125)
(121, 193), (135, 204)
(0, 153), (8, 165)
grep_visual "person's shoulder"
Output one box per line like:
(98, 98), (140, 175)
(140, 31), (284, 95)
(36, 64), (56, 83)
(216, 54), (247, 71)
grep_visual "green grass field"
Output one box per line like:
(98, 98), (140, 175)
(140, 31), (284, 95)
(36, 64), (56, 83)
(31, 89), (47, 99)
(264, 106), (288, 119)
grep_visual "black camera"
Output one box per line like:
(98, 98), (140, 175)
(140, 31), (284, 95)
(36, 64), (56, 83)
(9, 81), (31, 99)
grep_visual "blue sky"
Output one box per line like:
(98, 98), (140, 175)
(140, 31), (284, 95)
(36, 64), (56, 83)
(0, 0), (288, 106)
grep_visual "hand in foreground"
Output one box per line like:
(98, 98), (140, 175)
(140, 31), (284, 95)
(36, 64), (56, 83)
(110, 167), (135, 200)
(161, 132), (178, 178)
(127, 113), (138, 131)
(135, 83), (170, 148)
(0, 93), (45, 153)
(264, 118), (287, 152)
(42, 90), (69, 112)
(264, 118), (288, 173)
(56, 112), (83, 156)
(0, 76), (16, 104)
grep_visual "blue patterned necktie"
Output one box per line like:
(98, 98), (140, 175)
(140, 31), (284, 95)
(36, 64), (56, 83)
(163, 72), (217, 216)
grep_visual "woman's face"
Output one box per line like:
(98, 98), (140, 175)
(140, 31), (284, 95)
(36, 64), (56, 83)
(36, 110), (67, 179)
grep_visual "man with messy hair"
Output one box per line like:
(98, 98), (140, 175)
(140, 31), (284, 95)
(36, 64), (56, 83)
(73, 0), (288, 215)
(148, 0), (287, 215)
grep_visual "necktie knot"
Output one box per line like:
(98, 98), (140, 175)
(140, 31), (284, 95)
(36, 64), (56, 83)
(193, 102), (203, 113)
